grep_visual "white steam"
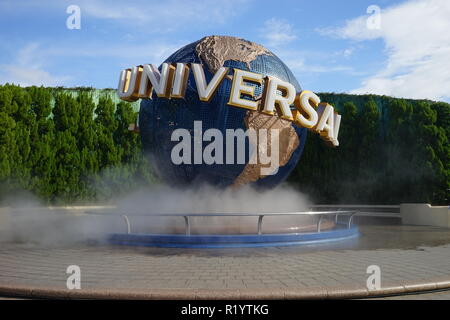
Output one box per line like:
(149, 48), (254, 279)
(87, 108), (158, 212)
(0, 184), (313, 245)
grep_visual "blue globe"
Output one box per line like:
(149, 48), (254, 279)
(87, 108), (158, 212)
(139, 36), (307, 188)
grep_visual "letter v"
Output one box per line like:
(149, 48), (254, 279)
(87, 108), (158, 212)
(191, 63), (228, 102)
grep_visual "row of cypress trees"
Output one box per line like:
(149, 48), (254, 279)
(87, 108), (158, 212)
(289, 94), (449, 205)
(0, 84), (155, 204)
(0, 84), (448, 205)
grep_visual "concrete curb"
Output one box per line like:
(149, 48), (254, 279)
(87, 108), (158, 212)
(1, 278), (450, 300)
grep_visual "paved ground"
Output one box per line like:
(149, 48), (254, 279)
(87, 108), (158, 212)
(1, 225), (450, 298)
(371, 289), (450, 300)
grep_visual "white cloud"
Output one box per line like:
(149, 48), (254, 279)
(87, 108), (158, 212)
(341, 48), (354, 58)
(0, 0), (251, 33)
(0, 43), (70, 87)
(43, 41), (185, 65)
(260, 18), (297, 47)
(0, 39), (187, 87)
(80, 0), (250, 30)
(272, 47), (355, 79)
(324, 0), (450, 101)
(1, 66), (66, 87)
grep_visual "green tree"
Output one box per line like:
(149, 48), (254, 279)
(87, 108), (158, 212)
(354, 98), (381, 202)
(51, 93), (82, 202)
(0, 85), (16, 199)
(76, 91), (99, 199)
(95, 96), (120, 168)
(26, 86), (56, 200)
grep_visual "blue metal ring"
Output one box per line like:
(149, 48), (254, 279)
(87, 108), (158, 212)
(108, 226), (359, 248)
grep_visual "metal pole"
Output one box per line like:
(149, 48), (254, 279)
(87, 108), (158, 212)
(184, 216), (191, 236)
(122, 215), (131, 234)
(257, 215), (264, 235)
(317, 215), (323, 233)
(348, 212), (356, 229)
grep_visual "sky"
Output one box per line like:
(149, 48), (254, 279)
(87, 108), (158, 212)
(0, 0), (449, 102)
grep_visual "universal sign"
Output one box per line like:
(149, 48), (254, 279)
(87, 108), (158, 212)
(117, 63), (342, 147)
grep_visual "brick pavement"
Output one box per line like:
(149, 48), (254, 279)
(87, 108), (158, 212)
(374, 289), (450, 300)
(0, 225), (450, 299)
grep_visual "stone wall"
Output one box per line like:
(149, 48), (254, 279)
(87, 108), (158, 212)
(401, 203), (450, 228)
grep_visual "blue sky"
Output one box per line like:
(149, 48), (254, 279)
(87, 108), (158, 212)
(0, 0), (449, 102)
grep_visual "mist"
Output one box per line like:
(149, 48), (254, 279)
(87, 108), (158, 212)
(0, 183), (312, 246)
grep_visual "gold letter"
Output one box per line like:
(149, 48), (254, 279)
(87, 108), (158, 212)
(171, 63), (190, 99)
(191, 64), (228, 102)
(117, 66), (142, 102)
(261, 76), (295, 121)
(293, 90), (320, 129)
(228, 69), (263, 111)
(139, 63), (175, 99)
(316, 103), (335, 141)
(331, 112), (341, 147)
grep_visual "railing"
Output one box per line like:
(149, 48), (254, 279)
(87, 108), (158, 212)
(86, 210), (358, 236)
(310, 205), (400, 218)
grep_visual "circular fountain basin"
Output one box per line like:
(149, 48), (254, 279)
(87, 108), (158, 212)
(105, 212), (359, 248)
(109, 227), (359, 248)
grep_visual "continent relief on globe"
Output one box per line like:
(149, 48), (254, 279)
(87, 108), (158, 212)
(233, 111), (300, 187)
(195, 35), (274, 73)
(196, 36), (300, 187)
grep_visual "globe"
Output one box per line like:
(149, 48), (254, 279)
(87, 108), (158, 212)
(139, 35), (307, 188)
